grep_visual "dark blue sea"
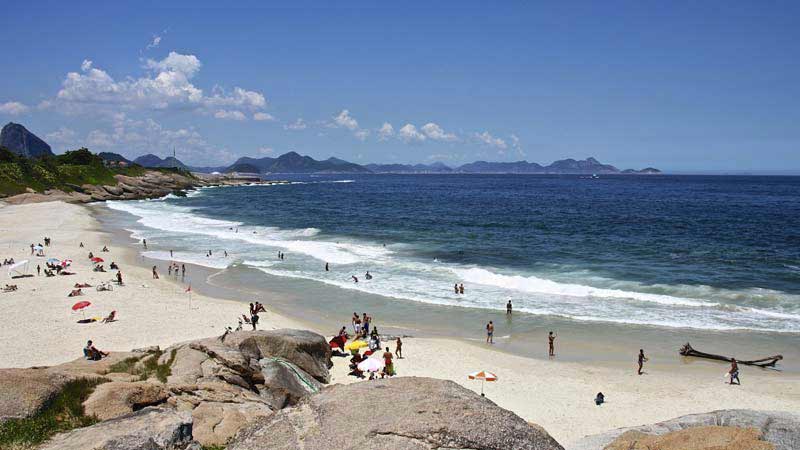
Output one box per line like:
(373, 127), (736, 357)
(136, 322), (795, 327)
(105, 174), (800, 333)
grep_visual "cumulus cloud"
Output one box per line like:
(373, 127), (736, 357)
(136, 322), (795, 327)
(256, 146), (274, 155)
(54, 53), (266, 116)
(333, 109), (359, 130)
(378, 122), (394, 140)
(421, 122), (458, 142)
(214, 109), (247, 121)
(510, 133), (525, 156)
(474, 131), (507, 149)
(398, 124), (426, 143)
(0, 101), (30, 115)
(253, 112), (275, 121)
(284, 118), (307, 130)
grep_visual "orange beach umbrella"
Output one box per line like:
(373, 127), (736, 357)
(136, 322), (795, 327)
(468, 370), (497, 396)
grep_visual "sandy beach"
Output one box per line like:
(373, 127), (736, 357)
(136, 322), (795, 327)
(1, 200), (799, 447)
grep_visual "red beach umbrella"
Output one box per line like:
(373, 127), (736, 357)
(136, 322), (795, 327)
(72, 301), (91, 311)
(91, 257), (104, 263)
(72, 300), (92, 320)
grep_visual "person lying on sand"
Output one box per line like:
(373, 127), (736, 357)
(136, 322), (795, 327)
(84, 340), (109, 361)
(3, 284), (18, 292)
(74, 283), (92, 288)
(102, 246), (109, 252)
(68, 289), (83, 297)
(110, 262), (118, 270)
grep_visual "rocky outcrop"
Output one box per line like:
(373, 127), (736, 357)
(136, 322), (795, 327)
(39, 407), (193, 450)
(0, 332), (562, 450)
(0, 122), (53, 157)
(603, 426), (772, 450)
(227, 377), (564, 450)
(570, 409), (800, 450)
(83, 381), (170, 421)
(227, 329), (333, 383)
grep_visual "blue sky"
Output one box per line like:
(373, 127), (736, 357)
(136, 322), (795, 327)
(1, 1), (798, 171)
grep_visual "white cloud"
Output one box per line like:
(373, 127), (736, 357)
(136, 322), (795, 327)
(87, 129), (114, 147)
(0, 101), (29, 115)
(421, 122), (458, 142)
(378, 122), (394, 140)
(214, 109), (247, 121)
(256, 146), (274, 155)
(146, 35), (162, 50)
(253, 112), (275, 121)
(45, 127), (78, 147)
(284, 118), (307, 130)
(398, 123), (426, 143)
(333, 109), (359, 130)
(474, 131), (507, 149)
(354, 129), (369, 141)
(510, 133), (525, 156)
(54, 52), (266, 114)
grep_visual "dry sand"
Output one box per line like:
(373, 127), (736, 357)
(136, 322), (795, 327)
(1, 201), (799, 447)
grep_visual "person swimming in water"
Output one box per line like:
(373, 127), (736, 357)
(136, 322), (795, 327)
(365, 271), (372, 280)
(352, 275), (359, 283)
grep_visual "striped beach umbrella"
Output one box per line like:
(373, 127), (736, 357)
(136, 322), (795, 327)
(468, 371), (497, 396)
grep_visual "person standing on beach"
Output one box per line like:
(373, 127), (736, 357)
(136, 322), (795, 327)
(352, 313), (360, 335)
(395, 337), (403, 359)
(548, 331), (557, 357)
(37, 265), (41, 276)
(143, 239), (147, 249)
(486, 321), (494, 344)
(506, 300), (512, 315)
(181, 264), (186, 279)
(638, 349), (648, 375)
(152, 266), (159, 279)
(251, 312), (259, 330)
(170, 250), (173, 258)
(729, 358), (740, 385)
(117, 271), (123, 285)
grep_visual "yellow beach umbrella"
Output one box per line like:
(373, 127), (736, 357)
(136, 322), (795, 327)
(344, 340), (368, 352)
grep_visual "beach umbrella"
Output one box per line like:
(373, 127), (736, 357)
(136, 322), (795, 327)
(357, 357), (384, 373)
(33, 244), (44, 251)
(91, 257), (104, 263)
(72, 301), (91, 319)
(8, 260), (29, 277)
(61, 259), (73, 267)
(345, 340), (368, 352)
(468, 371), (498, 396)
(46, 258), (60, 265)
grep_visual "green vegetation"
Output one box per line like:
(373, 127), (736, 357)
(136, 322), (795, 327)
(0, 378), (105, 449)
(107, 349), (177, 383)
(0, 147), (193, 197)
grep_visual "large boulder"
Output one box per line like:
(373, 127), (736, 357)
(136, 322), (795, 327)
(39, 407), (193, 450)
(258, 357), (322, 409)
(83, 381), (170, 421)
(228, 329), (332, 383)
(191, 401), (272, 447)
(228, 377), (563, 450)
(604, 426), (772, 450)
(0, 368), (72, 420)
(571, 409), (800, 450)
(0, 122), (54, 157)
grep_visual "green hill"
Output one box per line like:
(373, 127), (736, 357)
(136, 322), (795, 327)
(0, 147), (148, 197)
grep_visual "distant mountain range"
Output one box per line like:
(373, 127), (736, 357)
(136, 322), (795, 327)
(116, 151), (660, 175)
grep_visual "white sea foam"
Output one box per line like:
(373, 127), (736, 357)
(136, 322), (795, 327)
(142, 250), (232, 269)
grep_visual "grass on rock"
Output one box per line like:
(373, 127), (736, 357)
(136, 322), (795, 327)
(0, 378), (105, 449)
(108, 349), (177, 383)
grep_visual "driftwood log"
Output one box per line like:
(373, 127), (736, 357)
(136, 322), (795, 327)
(679, 343), (783, 368)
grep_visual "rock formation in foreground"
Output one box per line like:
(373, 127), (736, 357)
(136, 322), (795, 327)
(0, 122), (54, 158)
(570, 409), (800, 450)
(0, 329), (563, 450)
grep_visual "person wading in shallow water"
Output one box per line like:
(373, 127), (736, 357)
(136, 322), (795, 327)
(486, 321), (494, 344)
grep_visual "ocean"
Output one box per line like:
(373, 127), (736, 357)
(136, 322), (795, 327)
(101, 174), (800, 335)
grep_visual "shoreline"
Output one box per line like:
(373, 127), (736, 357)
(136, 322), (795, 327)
(2, 200), (799, 446)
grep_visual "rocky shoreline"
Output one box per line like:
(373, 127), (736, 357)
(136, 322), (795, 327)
(0, 171), (287, 205)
